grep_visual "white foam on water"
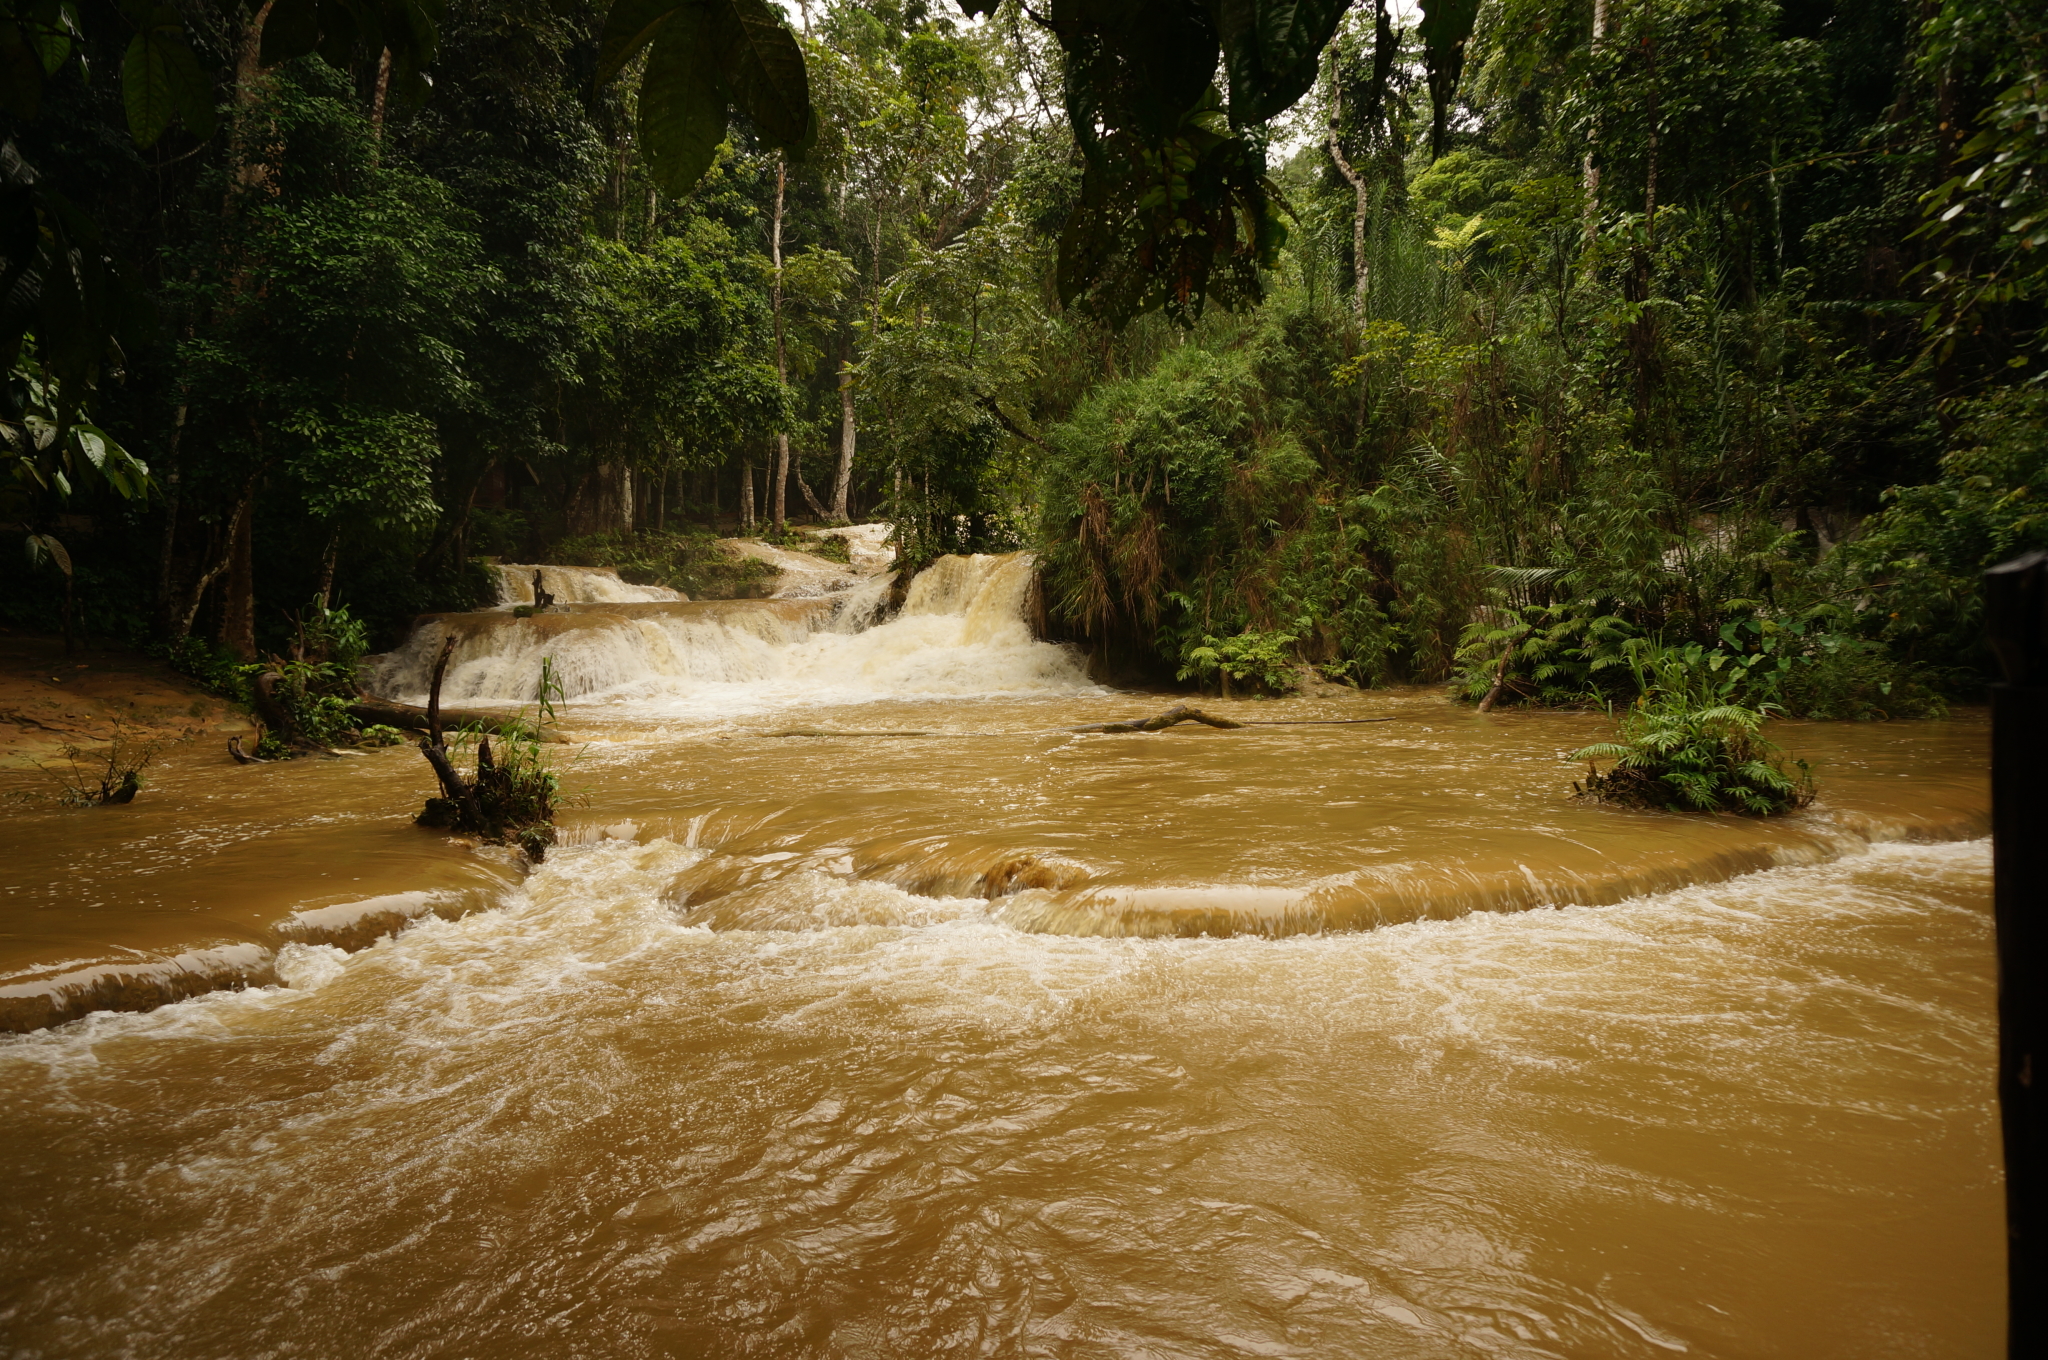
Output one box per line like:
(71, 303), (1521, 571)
(0, 839), (1996, 1358)
(275, 942), (350, 990)
(372, 552), (1095, 715)
(489, 562), (683, 605)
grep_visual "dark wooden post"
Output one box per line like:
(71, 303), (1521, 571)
(1986, 549), (2048, 1356)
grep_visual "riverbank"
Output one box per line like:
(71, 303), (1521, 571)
(0, 632), (254, 773)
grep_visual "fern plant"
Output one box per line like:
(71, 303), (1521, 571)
(1177, 626), (1302, 695)
(1572, 659), (1813, 816)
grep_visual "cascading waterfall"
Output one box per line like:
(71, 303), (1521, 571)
(368, 552), (1092, 707)
(487, 562), (684, 605)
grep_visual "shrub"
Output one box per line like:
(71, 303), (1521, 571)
(1572, 664), (1812, 815)
(805, 532), (853, 564)
(37, 727), (166, 806)
(1177, 627), (1302, 695)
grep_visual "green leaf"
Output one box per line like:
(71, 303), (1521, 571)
(121, 31), (175, 148)
(162, 31), (214, 141)
(711, 0), (808, 149)
(596, 0), (684, 87)
(0, 21), (45, 121)
(638, 12), (726, 196)
(30, 5), (73, 75)
(25, 532), (71, 576)
(1209, 0), (1352, 126)
(260, 0), (325, 67)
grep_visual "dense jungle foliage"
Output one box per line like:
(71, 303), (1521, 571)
(3, 0), (2043, 721)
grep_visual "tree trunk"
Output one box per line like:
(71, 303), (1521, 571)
(831, 337), (855, 521)
(564, 460), (631, 537)
(1581, 0), (1607, 243)
(1642, 0), (1658, 244)
(172, 471), (262, 642)
(219, 493), (257, 661)
(315, 524), (340, 607)
(770, 155), (789, 536)
(155, 403), (187, 640)
(230, 2), (278, 200)
(1324, 43), (1369, 324)
(369, 47), (392, 150)
(740, 458), (755, 532)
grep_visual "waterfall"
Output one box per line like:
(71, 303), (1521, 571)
(488, 563), (683, 605)
(367, 552), (1091, 707)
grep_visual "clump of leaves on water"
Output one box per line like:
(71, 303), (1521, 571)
(163, 598), (403, 758)
(804, 532), (853, 564)
(1572, 657), (1813, 816)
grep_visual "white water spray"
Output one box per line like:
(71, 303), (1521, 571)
(488, 563), (683, 605)
(370, 552), (1092, 709)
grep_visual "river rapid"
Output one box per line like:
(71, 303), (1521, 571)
(0, 554), (2002, 1357)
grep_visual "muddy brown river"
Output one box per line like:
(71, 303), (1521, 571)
(0, 555), (2003, 1356)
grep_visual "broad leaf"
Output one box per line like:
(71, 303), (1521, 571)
(638, 10), (727, 196)
(597, 0), (684, 86)
(25, 532), (71, 575)
(30, 3), (75, 75)
(260, 0), (325, 67)
(73, 423), (150, 499)
(163, 31), (216, 141)
(121, 32), (176, 148)
(710, 0), (808, 149)
(1208, 0), (1351, 126)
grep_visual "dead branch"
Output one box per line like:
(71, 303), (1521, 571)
(1070, 703), (1244, 733)
(1072, 704), (1403, 733)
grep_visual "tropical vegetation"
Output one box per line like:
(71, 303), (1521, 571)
(1, 0), (2040, 745)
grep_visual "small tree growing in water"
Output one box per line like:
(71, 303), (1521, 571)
(415, 640), (562, 860)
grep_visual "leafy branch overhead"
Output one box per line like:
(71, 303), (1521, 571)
(609, 0), (1478, 323)
(597, 0), (815, 195)
(259, 0), (444, 111)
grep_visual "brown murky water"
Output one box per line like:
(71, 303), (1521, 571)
(0, 555), (2003, 1356)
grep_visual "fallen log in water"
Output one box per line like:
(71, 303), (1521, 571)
(1071, 703), (1401, 733)
(761, 728), (934, 738)
(1070, 703), (1243, 733)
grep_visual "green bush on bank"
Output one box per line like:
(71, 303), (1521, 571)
(1450, 601), (1948, 720)
(160, 599), (395, 758)
(1177, 626), (1305, 695)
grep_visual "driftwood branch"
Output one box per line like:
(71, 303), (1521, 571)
(1071, 704), (1244, 733)
(1072, 704), (1403, 733)
(1477, 641), (1516, 713)
(426, 635), (456, 747)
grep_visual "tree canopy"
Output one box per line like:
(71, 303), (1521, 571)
(0, 0), (2040, 719)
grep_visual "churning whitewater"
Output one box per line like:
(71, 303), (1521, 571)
(0, 550), (2001, 1359)
(371, 552), (1095, 711)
